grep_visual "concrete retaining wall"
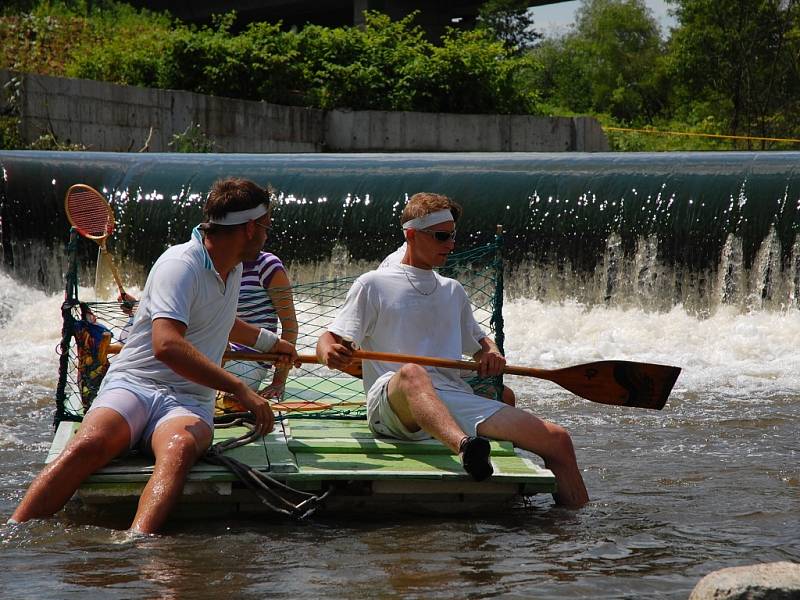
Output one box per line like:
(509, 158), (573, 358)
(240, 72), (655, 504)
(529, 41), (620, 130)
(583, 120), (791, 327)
(1, 70), (609, 152)
(325, 109), (607, 151)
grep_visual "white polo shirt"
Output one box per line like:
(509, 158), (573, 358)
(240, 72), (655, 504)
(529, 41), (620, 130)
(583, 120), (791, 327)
(100, 234), (242, 408)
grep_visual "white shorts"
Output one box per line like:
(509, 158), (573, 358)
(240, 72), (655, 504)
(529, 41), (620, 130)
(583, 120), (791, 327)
(366, 372), (506, 441)
(87, 385), (213, 451)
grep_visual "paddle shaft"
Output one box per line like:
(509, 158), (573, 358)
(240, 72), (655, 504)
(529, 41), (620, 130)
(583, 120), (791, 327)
(107, 345), (526, 372)
(353, 350), (551, 378)
(105, 344), (679, 410)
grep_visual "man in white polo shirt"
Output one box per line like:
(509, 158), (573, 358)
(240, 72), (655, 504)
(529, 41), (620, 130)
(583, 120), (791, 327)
(11, 177), (296, 533)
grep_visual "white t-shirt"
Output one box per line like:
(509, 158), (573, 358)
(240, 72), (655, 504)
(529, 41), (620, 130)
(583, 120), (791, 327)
(329, 264), (485, 395)
(100, 235), (242, 407)
(378, 243), (485, 343)
(378, 243), (407, 269)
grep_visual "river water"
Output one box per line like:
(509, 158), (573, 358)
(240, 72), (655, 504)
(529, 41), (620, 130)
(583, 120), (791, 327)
(0, 267), (798, 599)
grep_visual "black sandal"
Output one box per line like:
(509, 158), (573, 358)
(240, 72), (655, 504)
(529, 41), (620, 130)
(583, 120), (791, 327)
(459, 436), (493, 481)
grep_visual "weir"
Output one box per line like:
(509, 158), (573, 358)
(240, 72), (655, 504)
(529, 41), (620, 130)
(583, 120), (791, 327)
(2, 151), (800, 313)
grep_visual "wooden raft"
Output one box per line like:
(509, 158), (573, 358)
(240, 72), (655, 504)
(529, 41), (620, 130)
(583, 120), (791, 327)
(48, 377), (556, 517)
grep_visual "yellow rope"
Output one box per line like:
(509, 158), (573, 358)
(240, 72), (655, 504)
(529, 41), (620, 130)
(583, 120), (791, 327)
(603, 126), (800, 145)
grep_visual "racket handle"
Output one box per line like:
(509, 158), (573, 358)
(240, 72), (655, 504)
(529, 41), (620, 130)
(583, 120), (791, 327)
(100, 245), (126, 298)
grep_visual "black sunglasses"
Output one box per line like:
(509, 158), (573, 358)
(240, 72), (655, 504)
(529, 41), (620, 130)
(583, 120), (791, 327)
(419, 228), (456, 242)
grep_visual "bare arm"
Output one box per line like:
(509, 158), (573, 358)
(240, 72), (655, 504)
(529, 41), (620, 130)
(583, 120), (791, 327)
(266, 269), (298, 388)
(228, 317), (260, 347)
(267, 270), (298, 345)
(152, 318), (282, 435)
(472, 336), (506, 378)
(316, 331), (355, 371)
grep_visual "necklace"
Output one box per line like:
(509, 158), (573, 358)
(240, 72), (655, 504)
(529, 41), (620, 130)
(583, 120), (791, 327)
(401, 264), (438, 296)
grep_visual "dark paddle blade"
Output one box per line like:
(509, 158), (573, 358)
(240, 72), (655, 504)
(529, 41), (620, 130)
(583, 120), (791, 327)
(513, 360), (681, 410)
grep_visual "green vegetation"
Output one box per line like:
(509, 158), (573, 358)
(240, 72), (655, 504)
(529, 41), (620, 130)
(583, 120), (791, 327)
(477, 0), (541, 53)
(2, 0), (800, 151)
(0, 3), (535, 114)
(168, 122), (215, 153)
(530, 0), (800, 150)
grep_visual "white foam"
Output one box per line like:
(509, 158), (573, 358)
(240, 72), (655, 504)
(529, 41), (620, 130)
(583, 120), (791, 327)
(0, 274), (62, 387)
(503, 299), (800, 401)
(2, 271), (799, 404)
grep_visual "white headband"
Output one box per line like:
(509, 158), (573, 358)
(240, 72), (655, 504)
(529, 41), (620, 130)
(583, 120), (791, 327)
(208, 204), (269, 226)
(402, 209), (454, 231)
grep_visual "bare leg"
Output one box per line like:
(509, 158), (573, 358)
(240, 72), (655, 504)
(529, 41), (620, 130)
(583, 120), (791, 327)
(385, 364), (493, 480)
(129, 416), (212, 534)
(11, 408), (131, 523)
(478, 407), (589, 508)
(474, 384), (515, 407)
(501, 386), (516, 407)
(387, 363), (468, 453)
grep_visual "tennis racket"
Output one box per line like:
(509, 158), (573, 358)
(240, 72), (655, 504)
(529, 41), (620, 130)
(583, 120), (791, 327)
(65, 184), (126, 298)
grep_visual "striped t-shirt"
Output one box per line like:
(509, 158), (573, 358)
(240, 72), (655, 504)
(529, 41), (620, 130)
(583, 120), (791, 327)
(230, 251), (286, 352)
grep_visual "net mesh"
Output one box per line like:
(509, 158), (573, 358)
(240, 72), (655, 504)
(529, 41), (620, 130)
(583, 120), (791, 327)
(55, 233), (505, 424)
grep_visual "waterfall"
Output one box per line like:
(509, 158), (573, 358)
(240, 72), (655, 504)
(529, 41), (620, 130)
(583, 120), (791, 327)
(3, 150), (800, 315)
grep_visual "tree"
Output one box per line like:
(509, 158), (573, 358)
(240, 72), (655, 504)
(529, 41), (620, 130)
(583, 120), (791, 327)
(477, 0), (542, 53)
(667, 0), (800, 147)
(401, 26), (539, 114)
(574, 0), (666, 120)
(531, 0), (667, 121)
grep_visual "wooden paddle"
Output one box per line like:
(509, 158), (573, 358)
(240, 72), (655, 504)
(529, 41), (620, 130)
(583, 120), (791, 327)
(107, 345), (680, 410)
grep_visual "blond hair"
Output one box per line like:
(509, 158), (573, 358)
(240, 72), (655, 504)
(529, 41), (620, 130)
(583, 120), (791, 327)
(400, 192), (462, 224)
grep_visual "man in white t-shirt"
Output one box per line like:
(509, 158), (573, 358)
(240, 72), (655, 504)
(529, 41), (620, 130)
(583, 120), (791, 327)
(317, 193), (588, 507)
(377, 200), (515, 408)
(11, 178), (297, 533)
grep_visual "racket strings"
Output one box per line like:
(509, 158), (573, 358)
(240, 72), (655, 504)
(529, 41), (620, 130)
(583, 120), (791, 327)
(66, 188), (114, 238)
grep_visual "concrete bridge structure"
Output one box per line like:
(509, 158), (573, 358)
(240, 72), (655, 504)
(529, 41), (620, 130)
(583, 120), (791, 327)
(125, 0), (572, 38)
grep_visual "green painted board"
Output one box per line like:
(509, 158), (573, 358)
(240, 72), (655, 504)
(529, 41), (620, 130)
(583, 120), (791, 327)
(286, 411), (516, 455)
(294, 451), (553, 483)
(283, 419), (378, 439)
(287, 435), (515, 457)
(72, 423), (300, 480)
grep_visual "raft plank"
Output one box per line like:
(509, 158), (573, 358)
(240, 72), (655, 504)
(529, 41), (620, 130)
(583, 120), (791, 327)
(283, 419), (378, 439)
(286, 415), (516, 455)
(287, 436), (515, 456)
(294, 451), (554, 485)
(78, 425), (299, 480)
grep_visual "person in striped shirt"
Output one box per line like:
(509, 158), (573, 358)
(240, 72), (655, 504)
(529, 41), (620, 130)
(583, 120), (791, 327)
(224, 251), (298, 399)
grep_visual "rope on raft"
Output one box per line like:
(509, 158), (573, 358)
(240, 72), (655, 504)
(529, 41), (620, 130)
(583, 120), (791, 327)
(206, 413), (332, 518)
